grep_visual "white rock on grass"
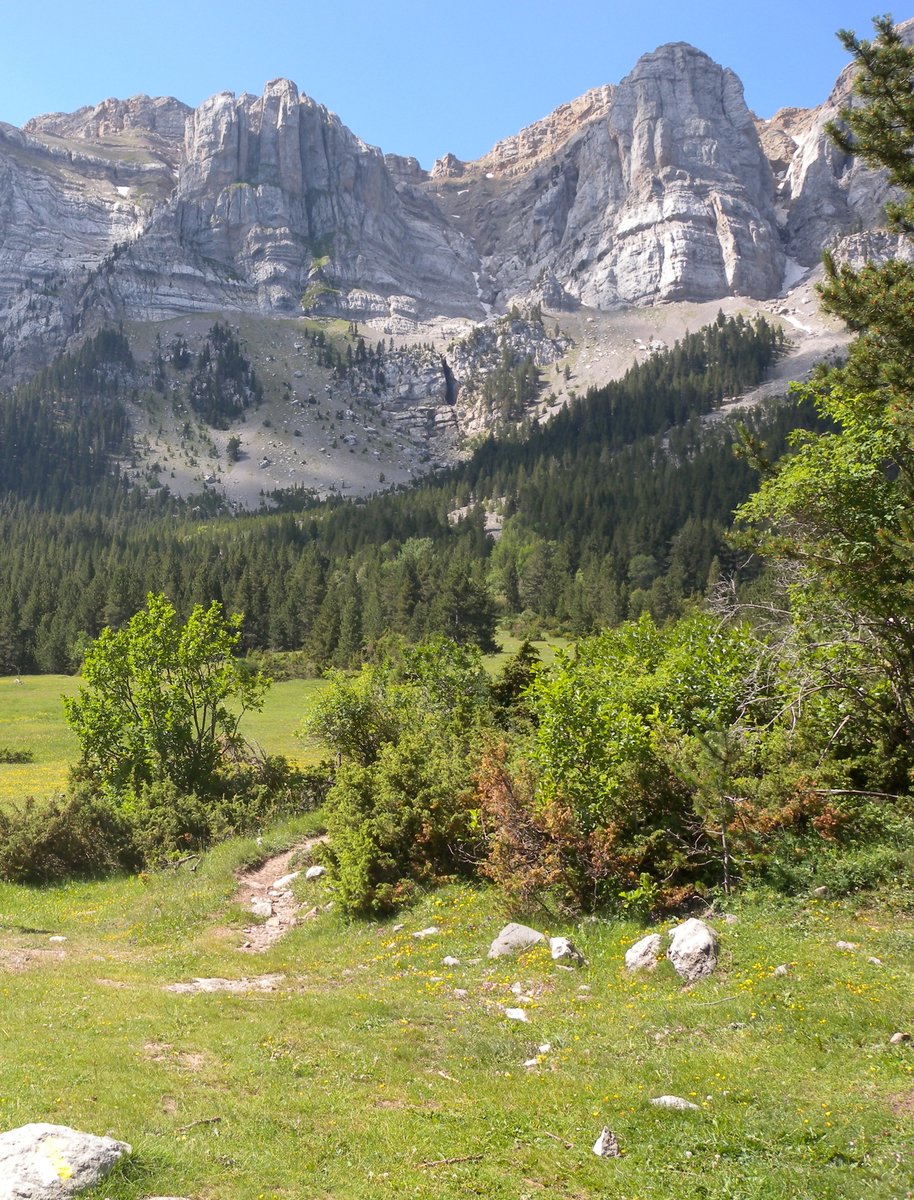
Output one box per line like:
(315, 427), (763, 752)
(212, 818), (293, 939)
(667, 919), (718, 984)
(772, 964), (790, 977)
(413, 926), (440, 939)
(304, 865), (326, 880)
(550, 936), (586, 966)
(650, 1095), (700, 1111)
(442, 955), (460, 966)
(625, 933), (662, 972)
(272, 871), (300, 889)
(592, 1126), (622, 1157)
(890, 1031), (912, 1045)
(0, 1123), (131, 1199)
(487, 923), (545, 958)
(835, 941), (859, 951)
(504, 1007), (529, 1022)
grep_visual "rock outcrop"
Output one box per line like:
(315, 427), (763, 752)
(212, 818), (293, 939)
(0, 30), (908, 379)
(437, 44), (785, 308)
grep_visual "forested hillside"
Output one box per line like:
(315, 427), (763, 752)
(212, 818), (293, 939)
(0, 311), (807, 673)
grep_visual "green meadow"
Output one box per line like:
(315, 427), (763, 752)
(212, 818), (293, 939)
(0, 838), (912, 1199)
(0, 674), (329, 806)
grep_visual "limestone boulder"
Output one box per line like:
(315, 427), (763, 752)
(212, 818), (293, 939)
(624, 933), (662, 972)
(0, 1123), (131, 1199)
(667, 918), (718, 984)
(487, 923), (545, 959)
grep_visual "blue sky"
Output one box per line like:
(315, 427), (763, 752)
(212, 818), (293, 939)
(2, 2), (905, 167)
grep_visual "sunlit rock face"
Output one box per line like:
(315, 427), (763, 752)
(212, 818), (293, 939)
(0, 29), (909, 379)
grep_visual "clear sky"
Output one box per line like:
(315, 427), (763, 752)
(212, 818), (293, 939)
(1, 1), (906, 168)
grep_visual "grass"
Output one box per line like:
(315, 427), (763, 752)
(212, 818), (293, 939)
(0, 675), (329, 805)
(0, 675), (80, 804)
(1, 845), (913, 1198)
(484, 629), (571, 676)
(240, 677), (329, 766)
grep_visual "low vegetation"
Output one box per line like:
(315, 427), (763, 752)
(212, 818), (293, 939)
(1, 856), (912, 1199)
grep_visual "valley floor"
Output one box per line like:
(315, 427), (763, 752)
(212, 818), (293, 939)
(2, 819), (913, 1198)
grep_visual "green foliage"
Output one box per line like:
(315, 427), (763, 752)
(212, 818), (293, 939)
(0, 786), (139, 883)
(827, 15), (914, 235)
(312, 638), (492, 913)
(0, 746), (33, 764)
(64, 593), (269, 797)
(736, 14), (914, 745)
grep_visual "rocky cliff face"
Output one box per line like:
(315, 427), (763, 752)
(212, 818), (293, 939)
(430, 44), (784, 308)
(0, 35), (905, 378)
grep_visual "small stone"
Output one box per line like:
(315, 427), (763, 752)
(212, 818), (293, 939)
(772, 964), (790, 977)
(550, 936), (587, 966)
(813, 886), (829, 897)
(722, 914), (739, 925)
(624, 933), (662, 972)
(272, 870), (301, 889)
(592, 1126), (622, 1157)
(392, 923), (405, 933)
(890, 1031), (912, 1045)
(453, 988), (469, 998)
(488, 922), (546, 958)
(505, 1007), (529, 1022)
(835, 941), (858, 951)
(538, 1042), (552, 1053)
(250, 898), (273, 918)
(523, 1057), (539, 1068)
(868, 956), (883, 966)
(442, 955), (460, 966)
(305, 865), (326, 880)
(650, 1095), (700, 1111)
(413, 926), (440, 939)
(48, 935), (67, 944)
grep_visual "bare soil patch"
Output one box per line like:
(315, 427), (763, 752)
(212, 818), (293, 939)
(235, 836), (327, 953)
(0, 947), (66, 972)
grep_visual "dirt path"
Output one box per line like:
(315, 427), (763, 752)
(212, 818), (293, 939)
(236, 837), (327, 953)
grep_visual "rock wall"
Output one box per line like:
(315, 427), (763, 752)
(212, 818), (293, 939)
(0, 30), (908, 379)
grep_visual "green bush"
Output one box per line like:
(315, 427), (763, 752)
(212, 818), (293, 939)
(323, 730), (476, 915)
(313, 638), (492, 914)
(0, 746), (33, 764)
(0, 788), (139, 883)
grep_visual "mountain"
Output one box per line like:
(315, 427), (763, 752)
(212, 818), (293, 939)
(1, 30), (909, 384)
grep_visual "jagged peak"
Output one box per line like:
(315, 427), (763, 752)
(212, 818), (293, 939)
(462, 83), (614, 179)
(23, 93), (190, 145)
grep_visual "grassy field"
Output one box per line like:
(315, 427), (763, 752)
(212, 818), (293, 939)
(0, 829), (912, 1199)
(0, 674), (80, 804)
(0, 675), (330, 805)
(0, 634), (565, 803)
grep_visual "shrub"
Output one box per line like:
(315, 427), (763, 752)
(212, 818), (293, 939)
(323, 730), (477, 915)
(0, 788), (139, 883)
(0, 746), (33, 764)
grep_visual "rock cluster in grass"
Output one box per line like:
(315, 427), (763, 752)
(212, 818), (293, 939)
(625, 919), (719, 983)
(0, 1123), (130, 1199)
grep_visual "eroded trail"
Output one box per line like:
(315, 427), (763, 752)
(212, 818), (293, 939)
(235, 836), (327, 953)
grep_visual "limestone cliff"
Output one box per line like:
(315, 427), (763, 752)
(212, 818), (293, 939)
(0, 33), (907, 380)
(430, 44), (784, 307)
